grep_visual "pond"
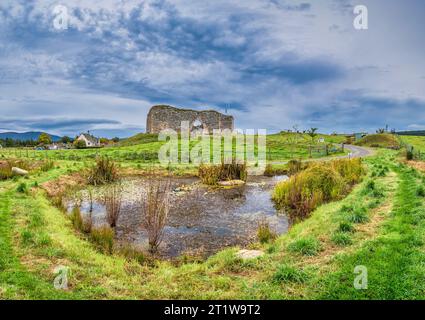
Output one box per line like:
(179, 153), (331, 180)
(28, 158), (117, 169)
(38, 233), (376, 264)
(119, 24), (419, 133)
(65, 175), (289, 258)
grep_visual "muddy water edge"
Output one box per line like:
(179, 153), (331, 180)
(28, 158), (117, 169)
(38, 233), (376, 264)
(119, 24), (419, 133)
(64, 175), (289, 259)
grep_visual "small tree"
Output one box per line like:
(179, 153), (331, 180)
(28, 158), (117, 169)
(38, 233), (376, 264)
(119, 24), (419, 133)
(38, 133), (52, 145)
(74, 139), (86, 149)
(307, 128), (319, 158)
(61, 136), (71, 144)
(307, 128), (318, 144)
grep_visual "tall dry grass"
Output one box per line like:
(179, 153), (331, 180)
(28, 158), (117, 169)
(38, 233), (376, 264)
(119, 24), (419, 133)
(140, 179), (171, 253)
(88, 156), (118, 185)
(103, 184), (122, 228)
(272, 158), (364, 220)
(0, 163), (12, 180)
(198, 161), (247, 185)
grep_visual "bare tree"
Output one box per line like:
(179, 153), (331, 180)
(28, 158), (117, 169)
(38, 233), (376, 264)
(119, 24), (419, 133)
(140, 179), (171, 254)
(103, 184), (122, 228)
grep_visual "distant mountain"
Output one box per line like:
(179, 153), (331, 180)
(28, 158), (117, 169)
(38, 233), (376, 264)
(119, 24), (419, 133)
(397, 130), (425, 136)
(0, 131), (62, 142)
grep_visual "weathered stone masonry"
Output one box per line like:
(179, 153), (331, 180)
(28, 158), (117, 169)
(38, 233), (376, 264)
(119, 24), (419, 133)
(146, 105), (234, 134)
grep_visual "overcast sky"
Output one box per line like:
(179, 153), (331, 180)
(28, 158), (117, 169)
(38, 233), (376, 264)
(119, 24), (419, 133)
(0, 0), (424, 137)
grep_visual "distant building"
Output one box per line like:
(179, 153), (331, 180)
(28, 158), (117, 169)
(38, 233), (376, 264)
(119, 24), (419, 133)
(146, 105), (234, 134)
(76, 132), (100, 148)
(354, 132), (367, 141)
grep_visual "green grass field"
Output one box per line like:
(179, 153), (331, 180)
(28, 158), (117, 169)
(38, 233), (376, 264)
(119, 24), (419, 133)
(400, 135), (425, 152)
(2, 147), (425, 299)
(0, 133), (347, 170)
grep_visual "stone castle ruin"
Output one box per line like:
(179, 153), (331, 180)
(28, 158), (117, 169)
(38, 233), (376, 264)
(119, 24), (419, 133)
(146, 105), (234, 134)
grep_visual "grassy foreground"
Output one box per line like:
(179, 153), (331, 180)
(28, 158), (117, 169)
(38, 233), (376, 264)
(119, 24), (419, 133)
(1, 150), (425, 299)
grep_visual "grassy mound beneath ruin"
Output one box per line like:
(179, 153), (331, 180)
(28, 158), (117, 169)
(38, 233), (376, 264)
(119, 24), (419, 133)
(355, 133), (400, 149)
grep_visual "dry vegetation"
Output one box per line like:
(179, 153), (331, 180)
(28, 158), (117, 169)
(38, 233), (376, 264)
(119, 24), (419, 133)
(140, 178), (171, 253)
(198, 161), (247, 185)
(88, 156), (118, 185)
(272, 158), (365, 220)
(103, 184), (123, 228)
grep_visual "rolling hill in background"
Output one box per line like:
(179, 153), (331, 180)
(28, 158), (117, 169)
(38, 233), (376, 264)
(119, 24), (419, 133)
(397, 130), (425, 136)
(0, 131), (62, 142)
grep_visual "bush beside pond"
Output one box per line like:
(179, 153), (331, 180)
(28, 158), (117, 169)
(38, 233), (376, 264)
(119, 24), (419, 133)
(272, 158), (364, 220)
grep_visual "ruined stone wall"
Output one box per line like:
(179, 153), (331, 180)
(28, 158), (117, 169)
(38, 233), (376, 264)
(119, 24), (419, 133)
(146, 105), (234, 134)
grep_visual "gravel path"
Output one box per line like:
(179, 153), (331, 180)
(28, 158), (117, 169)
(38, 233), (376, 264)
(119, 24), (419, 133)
(269, 144), (374, 165)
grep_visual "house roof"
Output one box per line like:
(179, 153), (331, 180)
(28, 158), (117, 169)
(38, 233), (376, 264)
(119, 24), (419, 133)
(79, 133), (99, 144)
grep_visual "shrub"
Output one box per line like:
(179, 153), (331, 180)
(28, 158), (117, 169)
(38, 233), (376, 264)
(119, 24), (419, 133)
(257, 219), (277, 244)
(20, 229), (34, 246)
(117, 245), (146, 264)
(338, 221), (355, 233)
(363, 180), (376, 193)
(416, 185), (425, 197)
(74, 139), (86, 149)
(140, 179), (171, 253)
(263, 164), (287, 177)
(51, 195), (66, 212)
(0, 164), (12, 180)
(371, 188), (385, 198)
(331, 232), (353, 246)
(346, 206), (369, 224)
(287, 237), (321, 256)
(70, 206), (84, 231)
(198, 161), (247, 185)
(272, 162), (346, 219)
(272, 264), (308, 284)
(88, 156), (118, 186)
(287, 159), (304, 175)
(103, 184), (122, 228)
(40, 160), (55, 172)
(273, 159), (364, 220)
(90, 226), (114, 254)
(331, 158), (364, 185)
(362, 180), (384, 198)
(377, 169), (387, 177)
(36, 233), (52, 246)
(406, 150), (414, 160)
(16, 182), (28, 194)
(198, 164), (222, 185)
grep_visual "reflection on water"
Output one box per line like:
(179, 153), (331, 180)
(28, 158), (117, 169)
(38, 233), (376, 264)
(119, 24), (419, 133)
(66, 175), (289, 258)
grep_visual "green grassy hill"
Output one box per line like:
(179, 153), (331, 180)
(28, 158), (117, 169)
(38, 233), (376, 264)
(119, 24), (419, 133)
(117, 133), (159, 146)
(355, 134), (400, 149)
(401, 135), (425, 152)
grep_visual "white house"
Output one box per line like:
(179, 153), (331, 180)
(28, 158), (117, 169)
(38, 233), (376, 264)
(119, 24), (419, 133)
(76, 132), (100, 148)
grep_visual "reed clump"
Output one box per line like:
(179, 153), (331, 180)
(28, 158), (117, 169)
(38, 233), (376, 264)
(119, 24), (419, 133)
(272, 159), (364, 220)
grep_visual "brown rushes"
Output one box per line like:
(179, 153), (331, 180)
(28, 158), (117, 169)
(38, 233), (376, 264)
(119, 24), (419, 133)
(198, 161), (247, 185)
(140, 179), (171, 254)
(103, 184), (122, 228)
(88, 156), (118, 185)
